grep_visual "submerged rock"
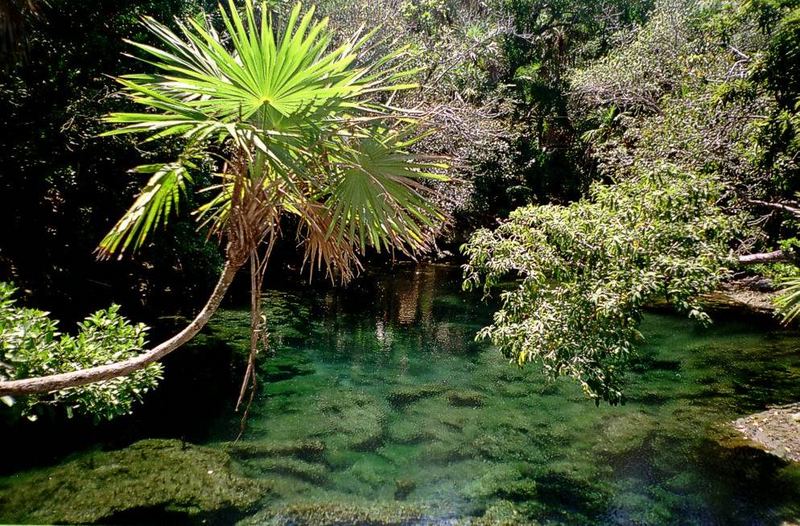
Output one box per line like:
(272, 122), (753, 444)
(388, 418), (436, 444)
(468, 500), (536, 525)
(317, 390), (388, 453)
(446, 390), (485, 408)
(0, 439), (269, 524)
(341, 456), (395, 488)
(260, 354), (316, 382)
(462, 464), (531, 500)
(732, 403), (800, 462)
(238, 501), (427, 526)
(417, 440), (472, 464)
(394, 478), (416, 501)
(227, 439), (326, 461)
(387, 384), (445, 409)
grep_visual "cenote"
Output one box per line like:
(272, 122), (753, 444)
(1, 265), (800, 525)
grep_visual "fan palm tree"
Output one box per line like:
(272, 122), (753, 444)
(0, 0), (447, 396)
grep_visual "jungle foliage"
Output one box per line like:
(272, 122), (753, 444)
(464, 168), (741, 403)
(0, 0), (223, 321)
(465, 0), (800, 401)
(1, 0), (799, 415)
(307, 0), (656, 232)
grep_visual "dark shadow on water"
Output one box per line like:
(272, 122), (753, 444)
(0, 333), (244, 475)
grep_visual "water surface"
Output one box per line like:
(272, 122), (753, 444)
(1, 264), (799, 525)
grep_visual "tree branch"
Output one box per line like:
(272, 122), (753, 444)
(0, 257), (243, 396)
(738, 250), (789, 265)
(747, 199), (800, 218)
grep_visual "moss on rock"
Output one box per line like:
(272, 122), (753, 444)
(386, 384), (444, 409)
(462, 463), (529, 500)
(317, 390), (387, 453)
(0, 439), (269, 524)
(227, 439), (325, 461)
(417, 440), (472, 464)
(387, 419), (435, 444)
(239, 501), (427, 526)
(393, 478), (416, 501)
(446, 390), (485, 408)
(468, 500), (538, 526)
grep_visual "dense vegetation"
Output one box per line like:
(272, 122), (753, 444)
(1, 0), (799, 417)
(465, 0), (800, 402)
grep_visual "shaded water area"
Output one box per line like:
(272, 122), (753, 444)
(2, 264), (800, 525)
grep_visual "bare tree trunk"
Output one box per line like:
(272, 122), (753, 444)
(738, 250), (789, 265)
(0, 257), (243, 396)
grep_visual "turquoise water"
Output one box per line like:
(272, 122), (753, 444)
(1, 264), (800, 525)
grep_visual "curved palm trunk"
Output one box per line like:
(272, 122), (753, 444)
(0, 258), (243, 396)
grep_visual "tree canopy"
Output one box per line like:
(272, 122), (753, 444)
(464, 0), (800, 401)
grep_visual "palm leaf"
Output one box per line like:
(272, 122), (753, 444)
(322, 126), (448, 255)
(775, 276), (800, 324)
(98, 161), (194, 258)
(99, 0), (448, 282)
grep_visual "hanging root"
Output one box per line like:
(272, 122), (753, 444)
(235, 238), (275, 440)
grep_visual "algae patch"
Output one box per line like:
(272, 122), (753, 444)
(0, 439), (269, 524)
(238, 501), (427, 526)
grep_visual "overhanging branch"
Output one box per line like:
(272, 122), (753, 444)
(0, 258), (243, 396)
(747, 199), (800, 218)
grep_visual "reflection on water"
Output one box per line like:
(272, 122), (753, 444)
(1, 264), (800, 525)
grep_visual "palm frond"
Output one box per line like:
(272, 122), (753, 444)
(322, 126), (449, 256)
(99, 0), (448, 282)
(98, 161), (194, 258)
(775, 276), (800, 324)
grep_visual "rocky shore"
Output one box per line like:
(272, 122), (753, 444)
(733, 403), (800, 463)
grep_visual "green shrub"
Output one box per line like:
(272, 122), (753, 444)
(0, 282), (162, 420)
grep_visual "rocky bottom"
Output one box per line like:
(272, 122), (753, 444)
(2, 267), (800, 525)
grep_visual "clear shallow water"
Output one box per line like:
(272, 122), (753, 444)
(2, 264), (800, 525)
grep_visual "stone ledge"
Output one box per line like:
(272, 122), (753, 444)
(733, 403), (800, 463)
